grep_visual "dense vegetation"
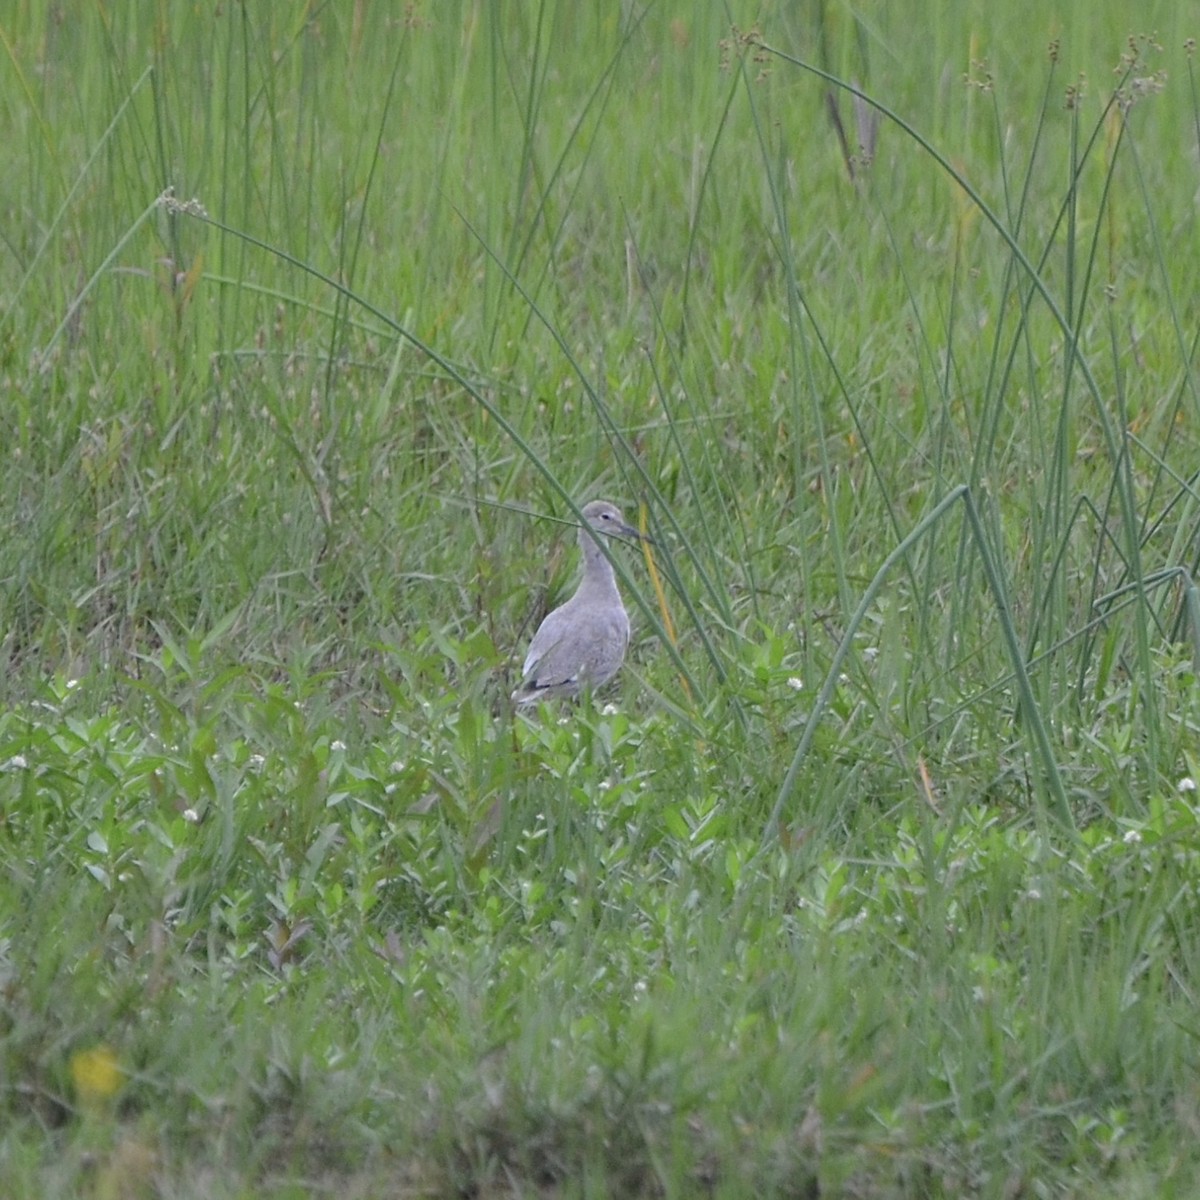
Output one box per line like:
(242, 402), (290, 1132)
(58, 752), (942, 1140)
(2, 3), (1198, 1195)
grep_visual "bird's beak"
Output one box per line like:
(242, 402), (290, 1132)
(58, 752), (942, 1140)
(616, 520), (654, 546)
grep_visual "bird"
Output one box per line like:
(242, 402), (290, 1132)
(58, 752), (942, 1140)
(512, 500), (648, 706)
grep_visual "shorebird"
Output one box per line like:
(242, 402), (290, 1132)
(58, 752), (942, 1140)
(512, 500), (647, 705)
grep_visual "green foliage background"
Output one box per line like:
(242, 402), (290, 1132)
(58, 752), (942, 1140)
(2, 2), (1199, 1195)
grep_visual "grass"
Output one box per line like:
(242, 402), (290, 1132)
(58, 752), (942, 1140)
(2, 1), (1200, 1194)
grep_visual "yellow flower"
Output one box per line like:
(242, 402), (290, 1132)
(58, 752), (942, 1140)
(70, 1044), (123, 1104)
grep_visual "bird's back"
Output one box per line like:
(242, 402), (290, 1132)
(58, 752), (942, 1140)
(514, 591), (630, 703)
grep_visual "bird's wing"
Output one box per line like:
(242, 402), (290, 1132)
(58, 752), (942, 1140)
(520, 608), (630, 696)
(521, 606), (576, 683)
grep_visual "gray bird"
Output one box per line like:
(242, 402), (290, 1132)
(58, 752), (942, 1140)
(512, 500), (647, 705)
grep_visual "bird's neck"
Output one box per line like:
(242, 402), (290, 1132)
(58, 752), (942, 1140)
(578, 538), (621, 600)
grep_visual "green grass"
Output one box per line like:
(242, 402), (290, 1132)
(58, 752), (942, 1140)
(2, 1), (1200, 1195)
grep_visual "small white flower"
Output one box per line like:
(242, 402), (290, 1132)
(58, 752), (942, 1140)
(786, 676), (804, 691)
(1122, 829), (1143, 845)
(331, 740), (346, 752)
(183, 808), (200, 823)
(3, 755), (28, 771)
(601, 703), (619, 716)
(389, 760), (406, 774)
(1177, 777), (1197, 793)
(1024, 888), (1042, 901)
(248, 754), (266, 770)
(597, 780), (612, 792)
(66, 678), (79, 690)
